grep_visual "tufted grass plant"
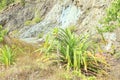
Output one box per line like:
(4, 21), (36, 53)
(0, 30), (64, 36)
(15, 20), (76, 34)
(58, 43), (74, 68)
(0, 45), (15, 67)
(56, 28), (89, 70)
(37, 28), (107, 76)
(55, 28), (107, 74)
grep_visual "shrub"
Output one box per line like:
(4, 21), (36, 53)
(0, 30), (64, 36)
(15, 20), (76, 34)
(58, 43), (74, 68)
(0, 45), (15, 67)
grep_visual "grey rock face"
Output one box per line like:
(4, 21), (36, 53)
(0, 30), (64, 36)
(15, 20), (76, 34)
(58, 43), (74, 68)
(0, 0), (112, 43)
(0, 0), (56, 34)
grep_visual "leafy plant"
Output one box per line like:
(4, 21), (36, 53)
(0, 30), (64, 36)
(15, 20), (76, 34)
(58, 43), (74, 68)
(56, 28), (89, 70)
(55, 28), (107, 74)
(0, 45), (15, 67)
(37, 28), (107, 76)
(42, 34), (57, 55)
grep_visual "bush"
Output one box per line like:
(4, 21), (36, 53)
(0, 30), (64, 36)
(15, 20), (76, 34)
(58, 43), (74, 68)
(56, 29), (89, 70)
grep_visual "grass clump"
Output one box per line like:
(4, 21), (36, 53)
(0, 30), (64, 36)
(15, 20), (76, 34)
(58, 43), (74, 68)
(56, 28), (106, 73)
(41, 28), (107, 77)
(0, 45), (15, 67)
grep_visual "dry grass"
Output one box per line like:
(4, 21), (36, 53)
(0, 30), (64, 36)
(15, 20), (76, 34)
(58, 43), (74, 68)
(0, 50), (73, 80)
(0, 35), (112, 80)
(0, 50), (54, 80)
(0, 38), (70, 80)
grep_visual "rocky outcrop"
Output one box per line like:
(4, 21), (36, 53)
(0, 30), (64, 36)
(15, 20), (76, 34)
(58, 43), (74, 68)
(18, 0), (112, 39)
(0, 0), (57, 33)
(0, 0), (112, 43)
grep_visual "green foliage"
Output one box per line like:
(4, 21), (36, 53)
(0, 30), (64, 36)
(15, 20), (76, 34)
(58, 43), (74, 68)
(0, 45), (15, 67)
(0, 25), (7, 42)
(56, 29), (88, 70)
(0, 0), (15, 10)
(96, 27), (106, 43)
(100, 0), (120, 32)
(38, 28), (107, 76)
(42, 34), (57, 55)
(56, 28), (87, 70)
(24, 17), (42, 26)
(55, 28), (107, 74)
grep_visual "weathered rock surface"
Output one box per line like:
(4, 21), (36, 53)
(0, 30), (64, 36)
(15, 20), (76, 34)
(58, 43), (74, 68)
(19, 0), (112, 39)
(0, 0), (112, 38)
(0, 0), (57, 33)
(0, 0), (113, 45)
